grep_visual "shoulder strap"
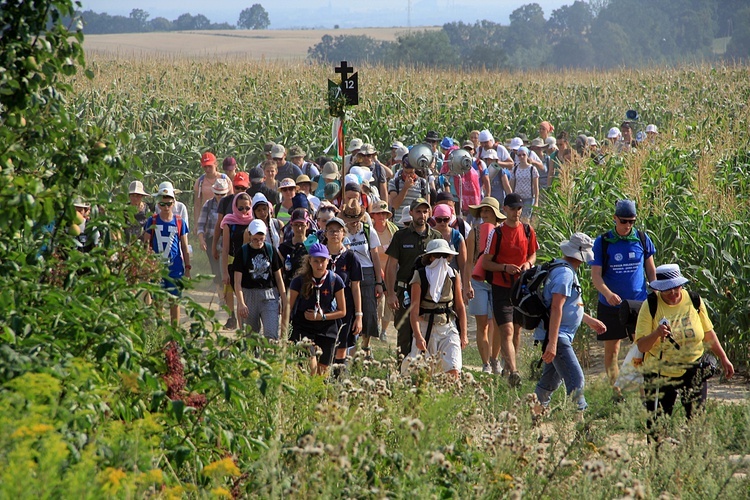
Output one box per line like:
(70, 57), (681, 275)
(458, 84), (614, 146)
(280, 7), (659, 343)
(418, 267), (428, 303)
(600, 231), (611, 276)
(174, 214), (183, 237)
(197, 174), (205, 198)
(242, 243), (249, 266)
(647, 291), (658, 318)
(637, 229), (647, 252)
(688, 291), (701, 311)
(362, 222), (371, 251)
(456, 217), (467, 240)
(265, 242), (274, 263)
(451, 228), (461, 249)
(523, 222), (531, 238)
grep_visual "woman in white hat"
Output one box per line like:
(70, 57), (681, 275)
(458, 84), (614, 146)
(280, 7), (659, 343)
(635, 264), (734, 434)
(232, 219), (288, 340)
(402, 239), (468, 378)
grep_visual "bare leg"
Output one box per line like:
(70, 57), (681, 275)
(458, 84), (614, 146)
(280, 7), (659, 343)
(604, 339), (621, 386)
(513, 323), (522, 360)
(475, 315), (490, 364)
(490, 321), (502, 360)
(498, 322), (517, 373)
(170, 303), (180, 326)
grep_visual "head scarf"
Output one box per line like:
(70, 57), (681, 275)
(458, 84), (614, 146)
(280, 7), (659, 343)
(220, 193), (253, 228)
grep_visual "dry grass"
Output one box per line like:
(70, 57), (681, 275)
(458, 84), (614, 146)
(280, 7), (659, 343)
(82, 27), (440, 60)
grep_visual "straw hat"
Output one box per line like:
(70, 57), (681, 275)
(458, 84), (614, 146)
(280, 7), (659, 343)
(468, 197), (506, 220)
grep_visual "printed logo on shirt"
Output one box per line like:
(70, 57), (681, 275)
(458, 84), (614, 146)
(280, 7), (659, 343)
(628, 252), (636, 259)
(403, 244), (415, 248)
(614, 253), (623, 262)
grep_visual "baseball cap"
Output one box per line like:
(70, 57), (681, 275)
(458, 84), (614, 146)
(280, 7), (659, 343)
(308, 242), (330, 259)
(201, 152), (217, 166)
(461, 140), (475, 150)
(321, 161), (339, 180)
(326, 217), (346, 229)
(481, 148), (498, 160)
(248, 166), (265, 182)
(607, 127), (621, 139)
(508, 137), (523, 150)
(153, 181), (177, 198)
(233, 171), (250, 189)
(263, 141), (276, 153)
(391, 140), (404, 149)
(248, 219), (267, 235)
(478, 130), (493, 142)
(347, 138), (363, 152)
(504, 193), (523, 208)
(424, 131), (440, 142)
(278, 178), (296, 190)
(410, 197), (430, 211)
(435, 191), (454, 203)
(291, 208), (308, 223)
(345, 182), (361, 193)
(271, 144), (286, 159)
(222, 156), (237, 170)
(646, 124), (658, 134)
(440, 137), (454, 149)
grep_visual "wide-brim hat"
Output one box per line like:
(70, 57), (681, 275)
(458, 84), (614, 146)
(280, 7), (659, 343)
(650, 264), (689, 291)
(422, 238), (458, 256)
(295, 174), (318, 191)
(400, 206), (412, 224)
(128, 180), (149, 196)
(468, 197), (506, 220)
(370, 200), (392, 217)
(560, 232), (594, 263)
(341, 199), (366, 222)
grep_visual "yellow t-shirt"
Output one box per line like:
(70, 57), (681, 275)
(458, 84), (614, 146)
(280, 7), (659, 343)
(634, 290), (713, 378)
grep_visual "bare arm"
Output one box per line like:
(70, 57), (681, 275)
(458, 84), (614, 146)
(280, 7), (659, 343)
(180, 234), (191, 278)
(371, 246), (384, 297)
(502, 173), (512, 195)
(454, 278), (468, 349)
(193, 178), (202, 226)
(235, 270), (247, 319)
(703, 330), (734, 379)
(481, 170), (490, 197)
(385, 252), (399, 309)
(274, 269), (289, 333)
(532, 175), (539, 206)
(541, 293), (565, 363)
(456, 237), (467, 286)
(409, 281), (426, 351)
(351, 280), (362, 335)
(644, 255), (656, 283)
(591, 265), (620, 306)
(463, 228), (476, 292)
(212, 213), (224, 260)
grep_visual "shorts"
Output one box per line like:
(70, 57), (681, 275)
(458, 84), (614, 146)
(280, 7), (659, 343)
(401, 321), (462, 375)
(377, 293), (393, 327)
(596, 301), (633, 341)
(491, 284), (516, 325)
(289, 326), (337, 366)
(162, 276), (183, 297)
(467, 278), (493, 318)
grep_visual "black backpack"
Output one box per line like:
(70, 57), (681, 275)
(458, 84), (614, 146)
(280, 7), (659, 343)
(510, 260), (577, 330)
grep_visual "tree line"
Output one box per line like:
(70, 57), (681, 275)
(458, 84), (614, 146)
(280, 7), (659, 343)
(78, 4), (270, 34)
(308, 0), (750, 70)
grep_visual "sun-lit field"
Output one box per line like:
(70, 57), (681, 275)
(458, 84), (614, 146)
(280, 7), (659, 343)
(82, 27), (441, 59)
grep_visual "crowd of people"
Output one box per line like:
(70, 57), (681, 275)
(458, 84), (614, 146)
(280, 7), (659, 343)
(118, 121), (733, 430)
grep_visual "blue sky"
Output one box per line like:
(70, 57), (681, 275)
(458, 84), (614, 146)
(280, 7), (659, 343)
(80, 0), (573, 28)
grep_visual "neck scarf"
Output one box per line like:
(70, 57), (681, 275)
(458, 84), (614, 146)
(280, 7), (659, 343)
(425, 257), (455, 304)
(221, 193), (253, 228)
(312, 271), (328, 316)
(603, 228), (640, 243)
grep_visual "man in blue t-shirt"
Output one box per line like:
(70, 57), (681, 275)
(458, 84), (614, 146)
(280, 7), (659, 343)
(144, 184), (191, 325)
(534, 233), (606, 413)
(591, 199), (656, 394)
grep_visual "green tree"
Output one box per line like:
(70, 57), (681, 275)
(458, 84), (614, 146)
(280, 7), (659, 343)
(725, 7), (750, 59)
(307, 34), (385, 64)
(386, 30), (459, 67)
(129, 8), (149, 31)
(546, 1), (593, 44)
(238, 4), (270, 30)
(505, 3), (548, 68)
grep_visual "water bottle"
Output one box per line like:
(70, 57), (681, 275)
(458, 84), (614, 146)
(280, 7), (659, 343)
(403, 291), (410, 307)
(284, 254), (292, 272)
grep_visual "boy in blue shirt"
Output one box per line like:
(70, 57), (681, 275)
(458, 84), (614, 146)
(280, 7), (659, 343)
(144, 183), (191, 325)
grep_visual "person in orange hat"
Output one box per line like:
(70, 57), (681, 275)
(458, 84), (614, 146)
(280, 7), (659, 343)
(194, 151), (233, 225)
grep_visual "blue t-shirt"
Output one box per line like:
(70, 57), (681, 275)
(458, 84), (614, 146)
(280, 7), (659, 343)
(533, 260), (583, 345)
(591, 230), (656, 304)
(145, 215), (189, 278)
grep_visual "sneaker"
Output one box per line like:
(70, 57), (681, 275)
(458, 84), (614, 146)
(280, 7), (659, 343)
(223, 316), (237, 330)
(490, 358), (503, 376)
(508, 371), (522, 388)
(380, 329), (388, 342)
(482, 363), (492, 374)
(363, 347), (373, 361)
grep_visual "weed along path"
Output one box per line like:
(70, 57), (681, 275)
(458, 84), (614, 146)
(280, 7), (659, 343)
(185, 288), (748, 404)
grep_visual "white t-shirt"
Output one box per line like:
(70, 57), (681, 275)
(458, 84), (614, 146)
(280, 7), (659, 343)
(348, 223), (381, 268)
(512, 165), (539, 201)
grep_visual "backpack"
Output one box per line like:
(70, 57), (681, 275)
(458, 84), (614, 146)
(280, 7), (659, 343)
(510, 260), (577, 331)
(414, 260), (457, 347)
(394, 175), (428, 198)
(647, 290), (700, 318)
(600, 229), (648, 277)
(485, 222), (532, 285)
(197, 173), (228, 204)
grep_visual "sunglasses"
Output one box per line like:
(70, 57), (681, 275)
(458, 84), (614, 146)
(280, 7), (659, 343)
(158, 202), (173, 207)
(617, 217), (636, 225)
(237, 206), (251, 212)
(434, 217), (450, 223)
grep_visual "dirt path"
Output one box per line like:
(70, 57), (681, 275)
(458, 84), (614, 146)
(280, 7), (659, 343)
(187, 289), (748, 403)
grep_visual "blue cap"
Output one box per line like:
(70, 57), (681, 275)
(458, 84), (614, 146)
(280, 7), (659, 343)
(308, 243), (330, 259)
(615, 199), (637, 218)
(292, 192), (309, 211)
(440, 137), (454, 149)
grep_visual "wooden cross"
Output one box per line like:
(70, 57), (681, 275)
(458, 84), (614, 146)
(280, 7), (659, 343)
(334, 61), (354, 82)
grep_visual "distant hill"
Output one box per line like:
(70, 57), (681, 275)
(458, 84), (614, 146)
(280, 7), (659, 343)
(82, 28), (440, 60)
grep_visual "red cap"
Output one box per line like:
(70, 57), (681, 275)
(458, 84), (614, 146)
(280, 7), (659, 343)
(222, 156), (237, 170)
(201, 152), (217, 166)
(233, 171), (249, 189)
